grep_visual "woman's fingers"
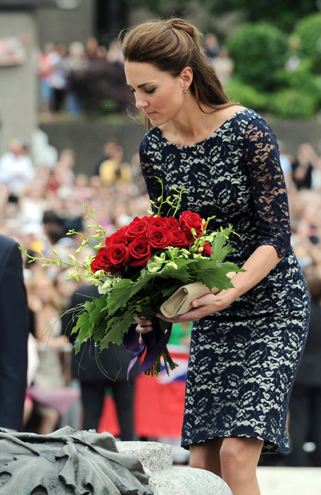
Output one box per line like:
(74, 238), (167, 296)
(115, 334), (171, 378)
(135, 315), (153, 334)
(136, 324), (153, 334)
(135, 315), (152, 325)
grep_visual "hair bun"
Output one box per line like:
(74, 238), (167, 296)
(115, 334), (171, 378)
(167, 18), (201, 44)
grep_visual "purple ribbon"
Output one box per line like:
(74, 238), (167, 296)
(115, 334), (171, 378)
(123, 319), (172, 379)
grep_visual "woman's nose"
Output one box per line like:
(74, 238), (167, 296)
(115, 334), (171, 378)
(135, 95), (148, 110)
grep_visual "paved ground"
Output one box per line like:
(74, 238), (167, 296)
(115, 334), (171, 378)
(258, 467), (321, 495)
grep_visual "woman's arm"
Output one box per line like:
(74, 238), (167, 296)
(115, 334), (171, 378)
(139, 115), (289, 329)
(158, 115), (290, 323)
(158, 244), (280, 323)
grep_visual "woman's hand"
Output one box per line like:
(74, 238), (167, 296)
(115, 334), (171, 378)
(157, 287), (239, 324)
(135, 316), (153, 336)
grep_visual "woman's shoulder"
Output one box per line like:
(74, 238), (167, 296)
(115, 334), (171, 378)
(239, 108), (278, 140)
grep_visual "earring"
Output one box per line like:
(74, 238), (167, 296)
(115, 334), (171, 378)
(183, 88), (188, 95)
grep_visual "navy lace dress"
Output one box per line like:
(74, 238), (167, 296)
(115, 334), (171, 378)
(139, 108), (310, 453)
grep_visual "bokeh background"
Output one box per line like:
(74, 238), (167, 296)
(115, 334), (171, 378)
(1, 1), (321, 488)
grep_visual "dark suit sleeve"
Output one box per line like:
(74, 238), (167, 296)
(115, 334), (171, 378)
(0, 241), (29, 430)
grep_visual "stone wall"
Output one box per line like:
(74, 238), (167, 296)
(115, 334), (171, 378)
(35, 0), (95, 48)
(39, 115), (321, 174)
(39, 118), (146, 173)
(0, 12), (37, 154)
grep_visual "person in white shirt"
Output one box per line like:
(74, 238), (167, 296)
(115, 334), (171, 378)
(0, 139), (34, 196)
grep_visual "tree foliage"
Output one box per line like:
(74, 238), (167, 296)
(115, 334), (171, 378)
(294, 13), (321, 73)
(227, 23), (288, 91)
(129, 0), (319, 32)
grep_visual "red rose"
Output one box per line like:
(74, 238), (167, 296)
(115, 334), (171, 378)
(91, 247), (113, 273)
(126, 217), (149, 241)
(128, 236), (152, 267)
(148, 216), (169, 229)
(107, 243), (130, 269)
(105, 228), (127, 247)
(179, 211), (204, 240)
(147, 226), (170, 249)
(168, 228), (191, 247)
(166, 217), (180, 229)
(202, 243), (213, 255)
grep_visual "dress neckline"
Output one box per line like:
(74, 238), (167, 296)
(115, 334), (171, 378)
(155, 107), (251, 149)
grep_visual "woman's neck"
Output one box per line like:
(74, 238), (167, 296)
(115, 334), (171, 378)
(159, 98), (242, 146)
(162, 97), (216, 144)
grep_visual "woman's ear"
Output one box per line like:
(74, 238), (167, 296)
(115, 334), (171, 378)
(179, 66), (193, 92)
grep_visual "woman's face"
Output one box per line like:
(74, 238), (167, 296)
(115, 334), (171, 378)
(124, 61), (189, 126)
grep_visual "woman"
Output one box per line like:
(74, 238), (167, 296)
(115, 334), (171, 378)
(121, 18), (310, 495)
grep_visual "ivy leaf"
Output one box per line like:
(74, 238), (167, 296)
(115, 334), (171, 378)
(87, 297), (107, 325)
(100, 309), (136, 347)
(72, 297), (107, 353)
(92, 318), (109, 343)
(72, 312), (92, 353)
(189, 259), (242, 290)
(154, 258), (193, 282)
(106, 278), (134, 316)
(128, 273), (154, 299)
(210, 226), (235, 263)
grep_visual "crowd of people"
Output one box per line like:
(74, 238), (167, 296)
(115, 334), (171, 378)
(37, 34), (234, 118)
(0, 131), (320, 465)
(38, 37), (129, 117)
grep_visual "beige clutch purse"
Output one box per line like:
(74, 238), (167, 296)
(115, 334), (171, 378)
(159, 282), (218, 319)
(159, 273), (235, 319)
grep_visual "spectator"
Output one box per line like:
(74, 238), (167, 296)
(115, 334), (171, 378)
(292, 143), (321, 190)
(47, 44), (67, 114)
(65, 42), (87, 117)
(85, 37), (99, 61)
(38, 43), (55, 116)
(278, 141), (296, 193)
(0, 139), (34, 196)
(98, 145), (132, 187)
(62, 283), (136, 439)
(211, 47), (234, 84)
(106, 39), (124, 68)
(286, 273), (321, 466)
(0, 235), (29, 431)
(27, 270), (70, 434)
(203, 32), (220, 60)
(94, 139), (119, 176)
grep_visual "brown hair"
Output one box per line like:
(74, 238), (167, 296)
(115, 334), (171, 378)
(120, 18), (232, 121)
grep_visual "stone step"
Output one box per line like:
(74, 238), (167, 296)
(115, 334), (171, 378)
(117, 441), (173, 472)
(258, 467), (321, 495)
(117, 441), (232, 495)
(150, 467), (232, 495)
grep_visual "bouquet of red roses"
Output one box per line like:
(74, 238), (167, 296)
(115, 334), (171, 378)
(68, 207), (241, 375)
(24, 186), (242, 376)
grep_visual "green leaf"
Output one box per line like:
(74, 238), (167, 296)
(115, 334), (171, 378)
(160, 284), (182, 298)
(87, 297), (107, 324)
(128, 273), (154, 299)
(72, 297), (107, 353)
(106, 278), (134, 316)
(154, 258), (194, 282)
(189, 259), (243, 290)
(210, 227), (235, 263)
(100, 310), (136, 348)
(92, 319), (109, 343)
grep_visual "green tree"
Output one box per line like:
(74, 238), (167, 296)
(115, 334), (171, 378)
(227, 23), (288, 91)
(130, 0), (318, 31)
(293, 13), (321, 73)
(212, 0), (318, 31)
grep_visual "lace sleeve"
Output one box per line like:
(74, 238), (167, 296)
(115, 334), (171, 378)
(244, 116), (291, 258)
